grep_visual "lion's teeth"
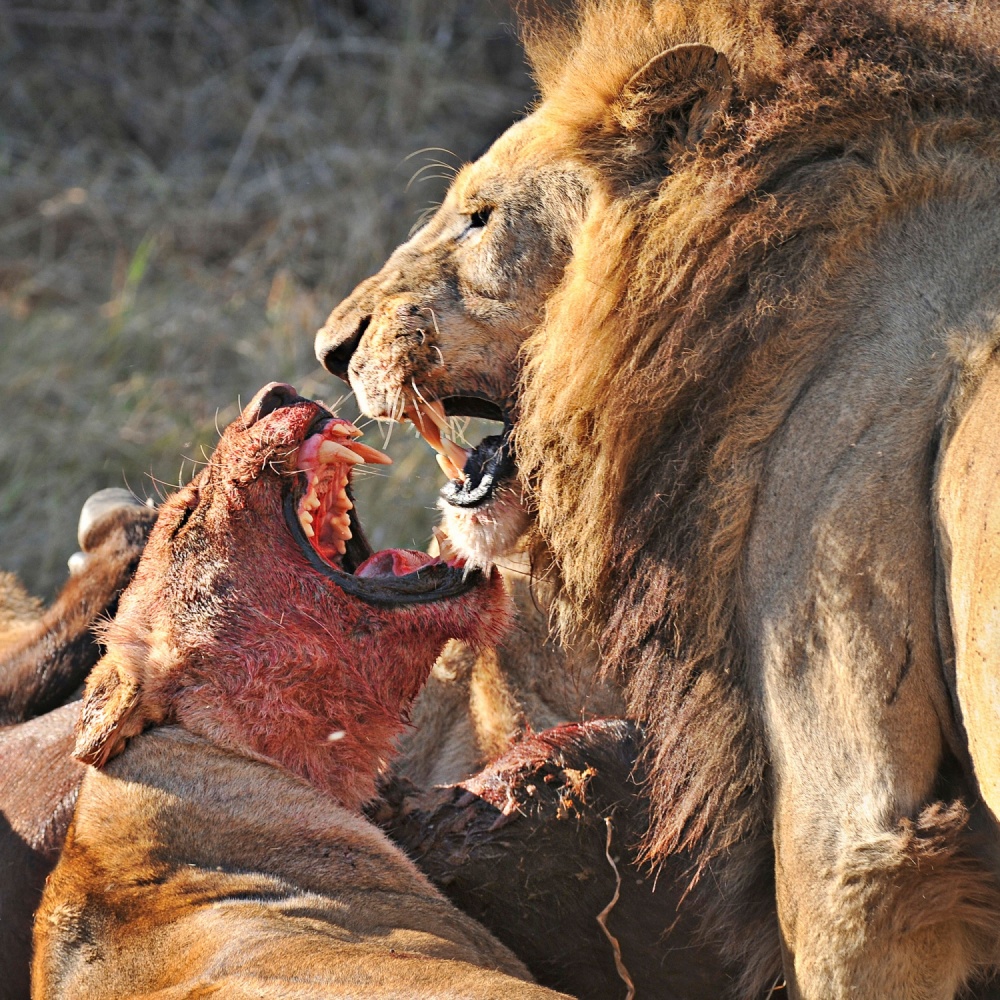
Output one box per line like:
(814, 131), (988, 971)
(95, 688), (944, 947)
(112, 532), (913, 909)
(431, 526), (466, 568)
(334, 538), (347, 556)
(406, 403), (444, 450)
(299, 514), (315, 538)
(332, 493), (353, 512)
(319, 440), (363, 465)
(441, 436), (469, 478)
(348, 441), (392, 465)
(303, 493), (321, 511)
(328, 422), (362, 439)
(436, 453), (464, 481)
(422, 399), (448, 432)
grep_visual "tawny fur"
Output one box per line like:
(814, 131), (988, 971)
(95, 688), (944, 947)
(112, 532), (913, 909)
(316, 2), (1000, 996)
(398, 556), (624, 786)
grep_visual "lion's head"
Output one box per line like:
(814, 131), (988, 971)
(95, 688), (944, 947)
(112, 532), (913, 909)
(317, 1), (1000, 949)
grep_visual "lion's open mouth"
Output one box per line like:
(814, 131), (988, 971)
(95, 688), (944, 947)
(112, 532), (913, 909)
(404, 396), (515, 512)
(282, 405), (481, 605)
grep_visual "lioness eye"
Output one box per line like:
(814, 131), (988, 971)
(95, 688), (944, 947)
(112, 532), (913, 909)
(469, 207), (492, 229)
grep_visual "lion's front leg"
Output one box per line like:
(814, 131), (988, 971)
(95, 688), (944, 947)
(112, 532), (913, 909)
(746, 370), (1000, 998)
(752, 509), (1000, 997)
(771, 777), (995, 999)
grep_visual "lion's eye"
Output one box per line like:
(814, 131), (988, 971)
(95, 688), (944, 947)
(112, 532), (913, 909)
(468, 207), (492, 229)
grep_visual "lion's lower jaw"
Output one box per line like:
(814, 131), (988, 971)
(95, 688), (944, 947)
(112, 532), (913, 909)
(436, 490), (532, 570)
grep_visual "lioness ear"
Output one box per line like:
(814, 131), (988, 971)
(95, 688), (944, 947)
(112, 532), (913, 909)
(73, 652), (147, 768)
(611, 43), (732, 160)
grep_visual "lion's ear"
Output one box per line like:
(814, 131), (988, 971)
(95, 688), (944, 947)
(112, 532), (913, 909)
(73, 651), (148, 768)
(611, 43), (732, 159)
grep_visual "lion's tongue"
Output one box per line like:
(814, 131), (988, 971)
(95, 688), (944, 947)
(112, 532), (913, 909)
(355, 548), (437, 579)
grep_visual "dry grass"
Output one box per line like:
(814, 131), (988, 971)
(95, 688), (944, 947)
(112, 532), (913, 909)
(0, 0), (531, 597)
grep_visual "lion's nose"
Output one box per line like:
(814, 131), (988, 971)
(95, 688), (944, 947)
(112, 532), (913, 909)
(316, 308), (370, 381)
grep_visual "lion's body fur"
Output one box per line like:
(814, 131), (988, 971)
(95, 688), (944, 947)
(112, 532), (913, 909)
(317, 1), (1000, 993)
(511, 2), (1000, 994)
(34, 727), (559, 999)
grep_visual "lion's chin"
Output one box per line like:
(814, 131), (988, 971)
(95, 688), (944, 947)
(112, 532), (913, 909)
(436, 487), (532, 570)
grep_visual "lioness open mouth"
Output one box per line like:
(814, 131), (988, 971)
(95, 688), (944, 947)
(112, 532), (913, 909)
(404, 396), (515, 513)
(269, 389), (482, 605)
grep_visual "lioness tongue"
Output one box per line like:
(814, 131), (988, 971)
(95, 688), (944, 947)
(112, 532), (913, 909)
(405, 399), (469, 482)
(355, 549), (437, 578)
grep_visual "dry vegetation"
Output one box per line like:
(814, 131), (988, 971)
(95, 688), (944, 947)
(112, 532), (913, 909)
(0, 0), (530, 598)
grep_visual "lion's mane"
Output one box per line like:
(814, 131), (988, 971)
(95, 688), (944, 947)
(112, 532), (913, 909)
(514, 0), (1000, 875)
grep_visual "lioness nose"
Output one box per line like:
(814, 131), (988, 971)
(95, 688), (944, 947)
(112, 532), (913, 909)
(316, 308), (369, 381)
(243, 383), (302, 426)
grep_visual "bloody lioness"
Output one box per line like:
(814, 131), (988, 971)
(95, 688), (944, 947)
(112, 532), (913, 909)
(32, 382), (568, 1000)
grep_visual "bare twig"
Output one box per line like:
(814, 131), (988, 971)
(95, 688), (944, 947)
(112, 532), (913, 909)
(597, 816), (636, 1000)
(212, 27), (314, 207)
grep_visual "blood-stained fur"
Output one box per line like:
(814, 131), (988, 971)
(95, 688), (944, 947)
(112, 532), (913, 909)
(316, 2), (1000, 996)
(30, 383), (576, 1000)
(379, 719), (760, 1000)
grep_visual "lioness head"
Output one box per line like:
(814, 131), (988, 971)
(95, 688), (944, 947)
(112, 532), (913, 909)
(74, 382), (509, 809)
(315, 25), (732, 568)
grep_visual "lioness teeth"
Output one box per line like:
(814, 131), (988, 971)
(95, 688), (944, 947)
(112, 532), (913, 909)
(406, 398), (469, 483)
(349, 441), (393, 465)
(319, 440), (363, 465)
(294, 418), (390, 568)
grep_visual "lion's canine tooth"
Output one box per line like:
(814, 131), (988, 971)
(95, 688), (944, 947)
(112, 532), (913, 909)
(348, 441), (392, 465)
(431, 525), (465, 569)
(406, 403), (444, 451)
(441, 436), (469, 477)
(318, 440), (364, 465)
(436, 453), (465, 482)
(422, 399), (448, 432)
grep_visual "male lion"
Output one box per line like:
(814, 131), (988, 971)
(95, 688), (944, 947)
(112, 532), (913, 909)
(32, 382), (575, 999)
(316, 1), (1000, 996)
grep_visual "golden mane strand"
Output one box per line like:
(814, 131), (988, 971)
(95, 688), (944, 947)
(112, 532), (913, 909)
(516, 0), (1000, 866)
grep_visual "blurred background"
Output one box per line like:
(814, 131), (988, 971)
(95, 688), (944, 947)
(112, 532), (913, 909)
(0, 0), (531, 598)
